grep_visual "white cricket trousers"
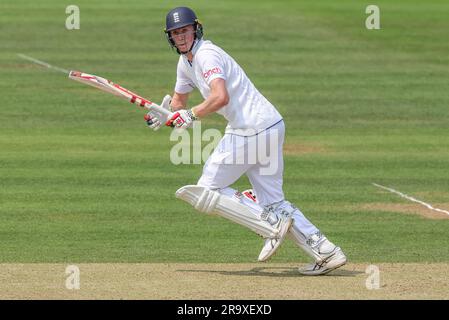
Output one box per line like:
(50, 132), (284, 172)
(197, 120), (285, 206)
(197, 119), (320, 238)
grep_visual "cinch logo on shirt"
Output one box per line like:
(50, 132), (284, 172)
(203, 67), (222, 79)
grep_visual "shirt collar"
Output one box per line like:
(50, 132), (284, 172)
(191, 39), (204, 56)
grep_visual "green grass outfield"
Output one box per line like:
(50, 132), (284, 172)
(0, 0), (448, 263)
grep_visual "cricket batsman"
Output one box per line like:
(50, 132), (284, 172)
(145, 7), (347, 275)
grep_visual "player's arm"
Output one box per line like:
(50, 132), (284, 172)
(165, 78), (228, 128)
(171, 92), (190, 111)
(191, 78), (229, 118)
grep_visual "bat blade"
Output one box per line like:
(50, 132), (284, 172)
(68, 70), (171, 118)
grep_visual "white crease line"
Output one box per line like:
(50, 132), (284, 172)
(372, 183), (449, 216)
(17, 53), (69, 74)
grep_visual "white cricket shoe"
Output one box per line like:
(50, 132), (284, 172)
(298, 239), (347, 276)
(258, 215), (293, 262)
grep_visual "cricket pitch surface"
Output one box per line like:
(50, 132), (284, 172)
(1, 263), (448, 299)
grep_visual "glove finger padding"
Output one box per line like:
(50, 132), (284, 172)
(144, 94), (172, 131)
(144, 112), (162, 131)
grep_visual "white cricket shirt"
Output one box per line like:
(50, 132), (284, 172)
(175, 40), (282, 136)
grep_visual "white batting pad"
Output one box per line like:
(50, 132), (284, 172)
(175, 185), (279, 238)
(289, 225), (323, 262)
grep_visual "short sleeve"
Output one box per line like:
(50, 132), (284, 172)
(196, 49), (226, 86)
(175, 59), (195, 94)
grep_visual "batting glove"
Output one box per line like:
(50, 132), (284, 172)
(165, 109), (198, 129)
(144, 94), (172, 131)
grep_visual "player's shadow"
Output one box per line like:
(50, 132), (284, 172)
(177, 266), (362, 278)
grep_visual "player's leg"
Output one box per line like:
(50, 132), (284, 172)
(247, 121), (346, 273)
(245, 121), (293, 261)
(244, 120), (285, 207)
(268, 201), (346, 275)
(249, 182), (346, 273)
(176, 185), (292, 239)
(176, 133), (292, 257)
(196, 133), (251, 190)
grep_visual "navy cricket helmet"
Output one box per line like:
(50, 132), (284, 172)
(164, 7), (203, 54)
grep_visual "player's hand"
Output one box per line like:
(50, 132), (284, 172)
(144, 95), (172, 131)
(165, 109), (198, 129)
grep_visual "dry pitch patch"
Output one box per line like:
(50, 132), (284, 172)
(0, 263), (447, 299)
(359, 203), (449, 220)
